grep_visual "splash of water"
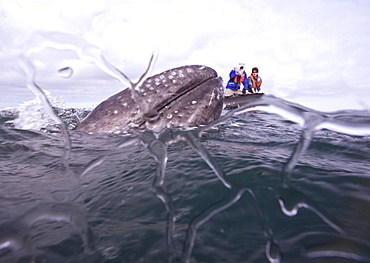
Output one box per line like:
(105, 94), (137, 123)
(11, 90), (65, 131)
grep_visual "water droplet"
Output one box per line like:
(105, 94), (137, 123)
(58, 67), (73, 78)
(51, 190), (69, 201)
(266, 239), (282, 263)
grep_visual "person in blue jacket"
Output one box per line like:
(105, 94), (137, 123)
(225, 63), (248, 97)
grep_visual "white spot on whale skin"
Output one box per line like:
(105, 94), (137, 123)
(199, 66), (205, 70)
(167, 114), (172, 119)
(209, 90), (216, 106)
(114, 110), (118, 114)
(192, 101), (197, 104)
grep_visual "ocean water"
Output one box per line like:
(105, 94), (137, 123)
(0, 95), (370, 263)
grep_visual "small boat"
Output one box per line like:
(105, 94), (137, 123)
(224, 93), (264, 109)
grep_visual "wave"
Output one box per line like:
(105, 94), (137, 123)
(0, 91), (91, 132)
(1, 88), (370, 262)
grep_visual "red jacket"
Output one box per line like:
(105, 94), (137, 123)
(248, 75), (262, 91)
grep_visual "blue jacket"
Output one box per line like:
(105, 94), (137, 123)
(225, 69), (248, 91)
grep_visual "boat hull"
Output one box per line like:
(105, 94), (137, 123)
(224, 93), (264, 109)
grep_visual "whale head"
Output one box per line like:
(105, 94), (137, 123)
(75, 65), (224, 133)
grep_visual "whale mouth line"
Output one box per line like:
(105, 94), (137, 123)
(155, 76), (216, 113)
(138, 76), (217, 128)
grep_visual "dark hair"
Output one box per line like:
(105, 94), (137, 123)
(252, 67), (259, 73)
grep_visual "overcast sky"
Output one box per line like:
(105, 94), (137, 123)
(1, 0), (370, 112)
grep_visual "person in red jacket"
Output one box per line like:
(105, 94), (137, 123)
(246, 67), (262, 94)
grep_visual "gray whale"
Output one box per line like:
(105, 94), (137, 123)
(75, 65), (224, 133)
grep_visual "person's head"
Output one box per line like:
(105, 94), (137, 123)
(252, 67), (259, 77)
(237, 62), (245, 71)
(234, 63), (245, 75)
